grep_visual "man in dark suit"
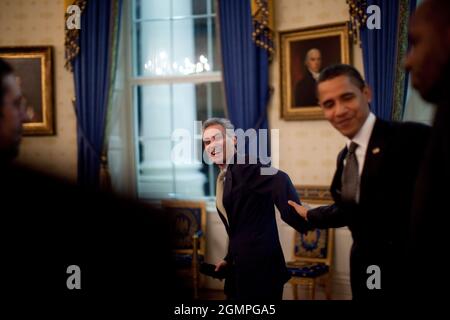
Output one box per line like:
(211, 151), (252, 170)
(202, 118), (307, 300)
(404, 0), (450, 300)
(295, 48), (322, 107)
(288, 64), (430, 300)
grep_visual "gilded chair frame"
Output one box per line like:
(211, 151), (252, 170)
(161, 200), (207, 299)
(290, 185), (334, 300)
(289, 228), (334, 300)
(162, 200), (207, 255)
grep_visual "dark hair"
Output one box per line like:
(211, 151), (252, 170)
(317, 64), (366, 91)
(0, 58), (14, 111)
(421, 0), (450, 29)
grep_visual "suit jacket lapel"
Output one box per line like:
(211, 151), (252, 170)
(222, 167), (233, 213)
(359, 119), (388, 204)
(331, 147), (347, 202)
(216, 207), (230, 234)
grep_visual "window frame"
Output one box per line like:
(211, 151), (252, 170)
(129, 0), (224, 201)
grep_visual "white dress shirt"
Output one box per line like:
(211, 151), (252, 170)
(344, 112), (376, 202)
(311, 70), (320, 81)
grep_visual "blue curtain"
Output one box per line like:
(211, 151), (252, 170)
(360, 0), (399, 120)
(73, 0), (122, 188)
(218, 0), (270, 155)
(402, 0), (418, 111)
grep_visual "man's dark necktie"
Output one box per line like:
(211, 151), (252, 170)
(341, 142), (359, 203)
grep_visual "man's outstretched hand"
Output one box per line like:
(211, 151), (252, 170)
(215, 260), (228, 272)
(288, 200), (309, 220)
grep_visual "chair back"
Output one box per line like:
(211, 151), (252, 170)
(162, 200), (206, 256)
(293, 228), (334, 266)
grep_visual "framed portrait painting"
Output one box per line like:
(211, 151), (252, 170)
(0, 46), (55, 135)
(280, 23), (351, 120)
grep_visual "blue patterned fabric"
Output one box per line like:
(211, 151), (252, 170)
(174, 254), (205, 268)
(167, 207), (202, 250)
(287, 262), (329, 278)
(289, 229), (330, 278)
(294, 229), (328, 259)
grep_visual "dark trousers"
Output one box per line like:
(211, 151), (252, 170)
(225, 267), (284, 301)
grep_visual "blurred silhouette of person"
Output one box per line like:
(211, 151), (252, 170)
(0, 58), (185, 311)
(295, 48), (322, 107)
(0, 58), (26, 164)
(404, 0), (450, 300)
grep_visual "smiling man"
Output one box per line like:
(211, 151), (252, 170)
(288, 64), (430, 300)
(202, 118), (308, 300)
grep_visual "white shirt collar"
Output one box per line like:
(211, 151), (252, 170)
(308, 68), (320, 81)
(346, 112), (376, 151)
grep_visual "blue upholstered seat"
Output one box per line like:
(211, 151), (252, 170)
(287, 261), (329, 278)
(174, 254), (205, 268)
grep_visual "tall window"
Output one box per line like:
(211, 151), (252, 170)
(131, 0), (225, 200)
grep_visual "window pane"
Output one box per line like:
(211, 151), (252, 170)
(172, 19), (197, 73)
(135, 0), (215, 20)
(132, 0), (223, 200)
(135, 20), (171, 76)
(210, 77), (224, 118)
(137, 85), (171, 138)
(211, 17), (221, 70)
(135, 18), (218, 76)
(135, 82), (225, 199)
(173, 17), (218, 74)
(194, 83), (225, 121)
(135, 0), (171, 20)
(173, 0), (207, 17)
(138, 138), (175, 199)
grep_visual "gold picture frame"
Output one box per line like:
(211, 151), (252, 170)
(280, 23), (351, 120)
(0, 46), (55, 135)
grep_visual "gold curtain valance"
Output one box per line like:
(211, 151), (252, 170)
(64, 0), (87, 72)
(346, 0), (368, 46)
(251, 0), (274, 59)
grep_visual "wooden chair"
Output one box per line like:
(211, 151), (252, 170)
(162, 200), (206, 299)
(287, 228), (334, 300)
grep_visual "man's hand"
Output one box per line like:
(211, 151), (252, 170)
(288, 200), (309, 220)
(215, 260), (228, 272)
